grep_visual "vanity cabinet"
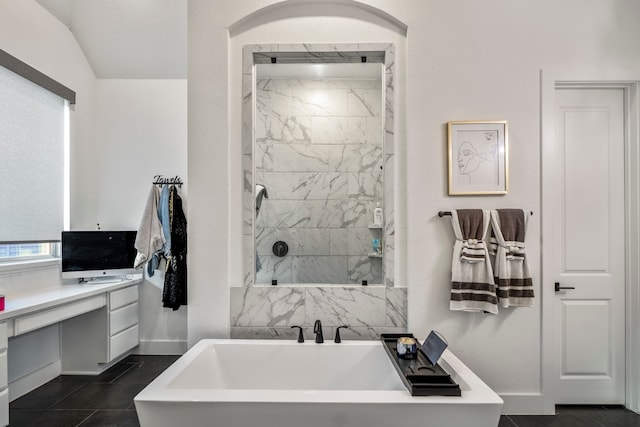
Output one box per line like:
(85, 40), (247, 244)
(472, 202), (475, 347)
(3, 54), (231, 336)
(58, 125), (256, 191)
(0, 279), (142, 426)
(61, 284), (139, 373)
(107, 285), (139, 361)
(0, 322), (7, 427)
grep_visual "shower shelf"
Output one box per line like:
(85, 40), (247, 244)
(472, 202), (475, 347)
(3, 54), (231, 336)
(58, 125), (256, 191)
(368, 224), (383, 229)
(368, 253), (383, 258)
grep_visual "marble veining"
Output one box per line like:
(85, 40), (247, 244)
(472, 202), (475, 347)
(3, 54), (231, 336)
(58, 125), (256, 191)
(348, 255), (383, 284)
(230, 286), (304, 327)
(292, 172), (348, 200)
(385, 287), (407, 327)
(348, 172), (383, 200)
(255, 76), (383, 285)
(293, 256), (349, 284)
(230, 285), (406, 340)
(243, 43), (395, 290)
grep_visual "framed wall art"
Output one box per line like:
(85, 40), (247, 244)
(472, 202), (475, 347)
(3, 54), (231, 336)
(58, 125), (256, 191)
(447, 120), (508, 195)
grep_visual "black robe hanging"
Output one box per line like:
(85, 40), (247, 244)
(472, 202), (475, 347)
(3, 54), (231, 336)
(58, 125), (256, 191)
(163, 186), (187, 310)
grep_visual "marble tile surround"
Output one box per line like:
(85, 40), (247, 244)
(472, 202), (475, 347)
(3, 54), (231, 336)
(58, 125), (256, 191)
(243, 43), (396, 288)
(230, 285), (407, 340)
(255, 77), (383, 285)
(236, 43), (403, 341)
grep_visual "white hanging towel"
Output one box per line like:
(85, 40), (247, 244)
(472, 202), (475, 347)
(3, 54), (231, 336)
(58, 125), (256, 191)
(134, 185), (165, 269)
(450, 209), (498, 314)
(489, 209), (534, 307)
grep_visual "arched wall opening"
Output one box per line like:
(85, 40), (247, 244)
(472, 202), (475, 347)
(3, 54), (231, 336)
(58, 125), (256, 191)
(226, 1), (408, 339)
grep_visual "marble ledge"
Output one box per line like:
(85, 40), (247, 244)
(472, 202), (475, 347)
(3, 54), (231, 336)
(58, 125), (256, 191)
(232, 285), (405, 291)
(234, 284), (407, 289)
(230, 326), (407, 341)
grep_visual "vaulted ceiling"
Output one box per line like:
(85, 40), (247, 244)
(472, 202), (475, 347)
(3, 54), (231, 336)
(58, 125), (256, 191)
(36, 0), (187, 79)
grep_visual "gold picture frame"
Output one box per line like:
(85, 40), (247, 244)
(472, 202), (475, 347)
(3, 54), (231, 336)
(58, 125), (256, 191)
(447, 120), (509, 195)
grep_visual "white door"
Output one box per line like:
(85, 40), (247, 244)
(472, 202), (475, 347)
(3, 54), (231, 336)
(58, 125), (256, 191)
(550, 87), (626, 404)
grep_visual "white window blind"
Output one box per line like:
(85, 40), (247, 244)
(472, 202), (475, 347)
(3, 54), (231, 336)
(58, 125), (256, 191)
(0, 65), (65, 242)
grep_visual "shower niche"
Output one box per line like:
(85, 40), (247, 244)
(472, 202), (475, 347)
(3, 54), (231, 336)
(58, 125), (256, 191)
(243, 43), (395, 287)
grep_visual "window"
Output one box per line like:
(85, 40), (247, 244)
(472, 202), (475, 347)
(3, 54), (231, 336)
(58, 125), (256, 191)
(0, 243), (56, 260)
(0, 50), (74, 261)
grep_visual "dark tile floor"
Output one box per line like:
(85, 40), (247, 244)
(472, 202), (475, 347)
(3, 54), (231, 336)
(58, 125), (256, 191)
(9, 355), (179, 427)
(9, 355), (640, 426)
(501, 405), (640, 427)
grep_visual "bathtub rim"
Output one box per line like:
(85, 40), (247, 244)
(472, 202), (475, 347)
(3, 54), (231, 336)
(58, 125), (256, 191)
(134, 339), (503, 406)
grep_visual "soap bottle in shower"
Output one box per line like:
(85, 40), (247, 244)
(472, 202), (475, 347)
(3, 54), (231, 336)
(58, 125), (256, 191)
(372, 238), (381, 254)
(373, 203), (383, 226)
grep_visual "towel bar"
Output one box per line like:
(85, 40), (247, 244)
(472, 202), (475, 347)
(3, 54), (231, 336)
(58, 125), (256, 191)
(438, 210), (533, 217)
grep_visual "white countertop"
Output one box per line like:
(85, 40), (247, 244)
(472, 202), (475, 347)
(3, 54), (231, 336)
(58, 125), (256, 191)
(0, 275), (143, 322)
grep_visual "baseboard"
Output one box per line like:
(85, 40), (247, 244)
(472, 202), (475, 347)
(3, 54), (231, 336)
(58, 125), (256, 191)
(9, 360), (61, 402)
(61, 352), (131, 376)
(500, 393), (546, 415)
(135, 339), (187, 355)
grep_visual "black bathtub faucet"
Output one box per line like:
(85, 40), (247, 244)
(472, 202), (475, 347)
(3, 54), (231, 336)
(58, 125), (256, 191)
(314, 319), (324, 343)
(290, 325), (304, 343)
(335, 326), (348, 343)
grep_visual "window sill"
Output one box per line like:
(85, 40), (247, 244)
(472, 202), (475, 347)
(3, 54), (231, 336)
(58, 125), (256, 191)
(0, 258), (60, 274)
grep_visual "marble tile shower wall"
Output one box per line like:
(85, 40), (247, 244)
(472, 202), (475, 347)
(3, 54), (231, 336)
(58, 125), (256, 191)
(254, 78), (384, 285)
(230, 286), (407, 340)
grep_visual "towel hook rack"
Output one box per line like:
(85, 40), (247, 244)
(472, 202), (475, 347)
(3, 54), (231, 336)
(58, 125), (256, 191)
(153, 175), (183, 187)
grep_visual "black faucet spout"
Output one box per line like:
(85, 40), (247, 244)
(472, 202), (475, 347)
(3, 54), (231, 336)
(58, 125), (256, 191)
(313, 319), (324, 343)
(290, 325), (304, 343)
(335, 325), (348, 343)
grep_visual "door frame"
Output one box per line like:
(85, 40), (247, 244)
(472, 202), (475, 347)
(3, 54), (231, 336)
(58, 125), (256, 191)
(541, 69), (640, 415)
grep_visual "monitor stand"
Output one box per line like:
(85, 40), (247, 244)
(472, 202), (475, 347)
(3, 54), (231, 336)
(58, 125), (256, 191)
(78, 276), (125, 285)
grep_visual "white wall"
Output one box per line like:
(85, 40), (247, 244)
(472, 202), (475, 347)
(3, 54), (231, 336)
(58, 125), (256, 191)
(0, 0), (98, 391)
(93, 79), (188, 229)
(0, 2), (188, 357)
(188, 0), (640, 413)
(93, 79), (188, 353)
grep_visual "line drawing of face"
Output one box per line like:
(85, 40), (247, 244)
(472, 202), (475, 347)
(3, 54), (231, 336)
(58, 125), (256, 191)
(458, 141), (482, 175)
(457, 132), (498, 179)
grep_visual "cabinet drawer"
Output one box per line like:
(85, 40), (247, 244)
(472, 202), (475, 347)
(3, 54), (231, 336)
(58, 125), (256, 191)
(0, 388), (7, 427)
(109, 324), (139, 361)
(0, 323), (6, 351)
(110, 303), (138, 336)
(14, 295), (105, 336)
(109, 286), (138, 310)
(0, 351), (6, 390)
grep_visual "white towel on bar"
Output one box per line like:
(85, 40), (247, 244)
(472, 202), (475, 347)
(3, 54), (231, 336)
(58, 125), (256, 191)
(489, 209), (534, 308)
(450, 209), (498, 314)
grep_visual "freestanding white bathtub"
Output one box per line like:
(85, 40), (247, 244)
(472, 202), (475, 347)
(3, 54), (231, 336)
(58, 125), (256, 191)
(134, 339), (503, 427)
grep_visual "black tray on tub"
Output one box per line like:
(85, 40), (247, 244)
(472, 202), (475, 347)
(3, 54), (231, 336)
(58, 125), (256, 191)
(380, 333), (461, 397)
